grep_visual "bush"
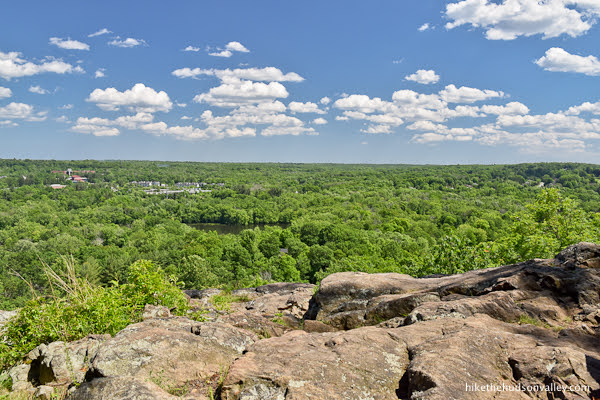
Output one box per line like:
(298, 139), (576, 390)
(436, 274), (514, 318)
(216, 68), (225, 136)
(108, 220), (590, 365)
(0, 259), (191, 371)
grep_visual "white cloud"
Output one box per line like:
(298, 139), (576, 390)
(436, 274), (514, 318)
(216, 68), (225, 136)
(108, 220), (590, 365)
(0, 102), (47, 121)
(209, 50), (232, 58)
(183, 46), (201, 52)
(445, 0), (600, 40)
(535, 47), (600, 76)
(193, 79), (289, 107)
(405, 69), (440, 84)
(418, 23), (431, 32)
(0, 86), (11, 98)
(480, 102), (529, 115)
(320, 97), (331, 105)
(108, 38), (146, 48)
(261, 126), (316, 136)
(49, 37), (90, 51)
(334, 95), (395, 114)
(439, 84), (504, 103)
(565, 100), (600, 115)
(88, 28), (112, 37)
(172, 66), (304, 82)
(29, 85), (48, 94)
(0, 51), (83, 80)
(225, 41), (250, 53)
(361, 125), (393, 134)
(313, 117), (327, 125)
(73, 125), (120, 137)
(95, 69), (105, 78)
(208, 41), (250, 57)
(288, 101), (326, 114)
(331, 81), (600, 152)
(87, 83), (172, 112)
(176, 102), (187, 108)
(60, 104), (73, 110)
(72, 112), (156, 137)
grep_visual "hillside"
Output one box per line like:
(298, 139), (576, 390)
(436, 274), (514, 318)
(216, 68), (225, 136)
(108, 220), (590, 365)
(2, 243), (599, 399)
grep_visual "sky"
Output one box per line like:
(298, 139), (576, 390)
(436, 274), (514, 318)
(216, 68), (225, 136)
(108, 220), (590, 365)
(1, 0), (600, 164)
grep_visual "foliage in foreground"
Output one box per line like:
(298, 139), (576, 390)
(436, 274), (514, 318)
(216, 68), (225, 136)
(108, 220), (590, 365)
(0, 259), (191, 371)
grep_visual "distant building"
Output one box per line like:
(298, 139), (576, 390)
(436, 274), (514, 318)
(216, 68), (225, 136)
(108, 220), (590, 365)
(71, 175), (88, 183)
(50, 184), (66, 189)
(131, 181), (162, 187)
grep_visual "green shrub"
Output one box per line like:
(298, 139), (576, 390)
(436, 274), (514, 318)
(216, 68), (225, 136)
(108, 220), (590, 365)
(0, 259), (192, 372)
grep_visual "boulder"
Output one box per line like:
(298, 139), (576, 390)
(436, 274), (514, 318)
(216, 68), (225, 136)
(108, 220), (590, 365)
(245, 284), (314, 320)
(89, 317), (256, 394)
(217, 311), (290, 338)
(221, 327), (409, 400)
(9, 334), (109, 390)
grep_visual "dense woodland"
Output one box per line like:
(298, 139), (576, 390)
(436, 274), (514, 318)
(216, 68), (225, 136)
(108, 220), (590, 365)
(2, 159), (600, 310)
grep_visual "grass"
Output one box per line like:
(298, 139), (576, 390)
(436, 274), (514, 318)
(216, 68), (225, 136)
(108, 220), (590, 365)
(271, 312), (286, 326)
(209, 293), (252, 312)
(518, 314), (545, 327)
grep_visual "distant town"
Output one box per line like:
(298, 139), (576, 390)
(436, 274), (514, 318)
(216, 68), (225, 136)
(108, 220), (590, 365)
(48, 168), (224, 194)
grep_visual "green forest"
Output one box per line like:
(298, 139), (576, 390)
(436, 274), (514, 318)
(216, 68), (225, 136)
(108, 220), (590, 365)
(2, 159), (600, 310)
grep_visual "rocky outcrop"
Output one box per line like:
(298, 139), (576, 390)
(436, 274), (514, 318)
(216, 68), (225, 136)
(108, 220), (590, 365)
(310, 243), (600, 330)
(9, 334), (110, 392)
(4, 243), (600, 399)
(86, 317), (256, 394)
(221, 327), (410, 399)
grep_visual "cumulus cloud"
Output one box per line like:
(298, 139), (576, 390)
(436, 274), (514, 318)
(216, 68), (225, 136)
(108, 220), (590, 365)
(49, 37), (90, 51)
(28, 85), (48, 94)
(72, 112), (156, 137)
(172, 66), (304, 82)
(0, 102), (47, 121)
(0, 51), (83, 80)
(535, 47), (600, 76)
(95, 69), (105, 78)
(0, 86), (11, 98)
(108, 37), (146, 48)
(565, 100), (600, 116)
(288, 101), (326, 114)
(439, 84), (504, 103)
(405, 69), (440, 84)
(208, 41), (250, 57)
(445, 0), (600, 40)
(361, 125), (392, 134)
(193, 79), (289, 108)
(225, 41), (250, 53)
(320, 97), (331, 105)
(313, 117), (328, 125)
(88, 28), (112, 37)
(87, 83), (172, 112)
(418, 23), (431, 32)
(183, 46), (201, 52)
(331, 81), (598, 152)
(209, 50), (233, 58)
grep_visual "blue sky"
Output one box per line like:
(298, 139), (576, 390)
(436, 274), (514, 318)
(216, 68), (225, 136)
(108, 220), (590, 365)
(1, 0), (600, 163)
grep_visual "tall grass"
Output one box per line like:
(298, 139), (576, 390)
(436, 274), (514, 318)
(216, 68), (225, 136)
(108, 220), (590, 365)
(0, 258), (193, 371)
